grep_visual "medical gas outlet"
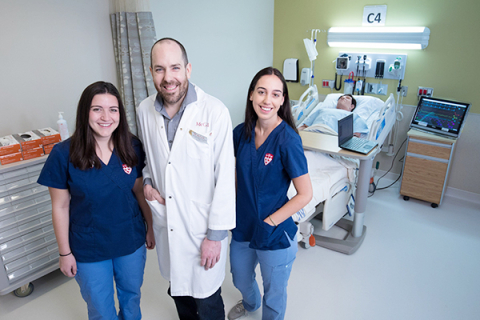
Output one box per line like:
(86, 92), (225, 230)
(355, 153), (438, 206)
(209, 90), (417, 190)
(365, 83), (388, 96)
(417, 87), (433, 97)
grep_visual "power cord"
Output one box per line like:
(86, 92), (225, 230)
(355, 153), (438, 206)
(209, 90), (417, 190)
(368, 138), (407, 197)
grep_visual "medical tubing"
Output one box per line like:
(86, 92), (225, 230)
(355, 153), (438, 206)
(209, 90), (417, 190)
(397, 79), (402, 92)
(311, 60), (316, 87)
(334, 73), (342, 91)
(362, 55), (367, 95)
(356, 56), (360, 81)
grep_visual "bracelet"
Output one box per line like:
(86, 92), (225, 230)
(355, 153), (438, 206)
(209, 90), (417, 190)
(268, 215), (277, 227)
(59, 252), (72, 257)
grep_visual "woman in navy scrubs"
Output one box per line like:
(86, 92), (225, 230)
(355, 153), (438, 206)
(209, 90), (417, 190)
(228, 68), (313, 320)
(38, 81), (155, 319)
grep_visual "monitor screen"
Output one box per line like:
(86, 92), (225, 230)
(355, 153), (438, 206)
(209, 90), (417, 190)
(411, 96), (470, 138)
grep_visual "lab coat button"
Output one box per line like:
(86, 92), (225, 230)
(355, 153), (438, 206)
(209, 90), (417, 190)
(168, 196), (172, 199)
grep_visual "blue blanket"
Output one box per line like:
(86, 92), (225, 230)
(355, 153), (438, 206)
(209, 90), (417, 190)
(302, 109), (369, 134)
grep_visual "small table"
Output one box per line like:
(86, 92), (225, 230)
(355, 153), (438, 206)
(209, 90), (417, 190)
(400, 129), (456, 208)
(299, 131), (379, 254)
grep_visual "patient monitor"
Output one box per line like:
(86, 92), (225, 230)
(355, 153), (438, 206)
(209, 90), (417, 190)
(410, 96), (470, 139)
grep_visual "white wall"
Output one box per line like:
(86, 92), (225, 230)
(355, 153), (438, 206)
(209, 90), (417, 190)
(0, 0), (274, 136)
(0, 0), (117, 137)
(150, 0), (275, 127)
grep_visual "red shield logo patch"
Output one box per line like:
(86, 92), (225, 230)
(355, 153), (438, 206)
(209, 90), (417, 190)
(123, 164), (132, 174)
(264, 153), (273, 166)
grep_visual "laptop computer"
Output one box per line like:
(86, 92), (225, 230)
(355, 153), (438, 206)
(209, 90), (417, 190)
(338, 114), (377, 154)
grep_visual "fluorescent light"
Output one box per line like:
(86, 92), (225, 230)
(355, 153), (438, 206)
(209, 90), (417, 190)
(328, 42), (422, 50)
(327, 27), (430, 50)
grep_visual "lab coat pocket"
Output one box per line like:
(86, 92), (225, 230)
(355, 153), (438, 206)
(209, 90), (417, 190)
(146, 199), (167, 229)
(189, 200), (210, 239)
(186, 130), (210, 159)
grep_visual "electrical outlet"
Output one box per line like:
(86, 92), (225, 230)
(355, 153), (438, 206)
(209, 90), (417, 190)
(322, 80), (334, 88)
(401, 86), (408, 97)
(417, 87), (434, 97)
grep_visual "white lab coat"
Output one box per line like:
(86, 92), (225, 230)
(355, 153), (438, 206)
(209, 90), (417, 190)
(136, 85), (236, 298)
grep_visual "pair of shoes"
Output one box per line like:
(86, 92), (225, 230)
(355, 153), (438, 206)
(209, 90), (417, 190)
(227, 300), (248, 320)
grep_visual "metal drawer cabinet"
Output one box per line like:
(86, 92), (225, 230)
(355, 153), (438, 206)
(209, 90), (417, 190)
(0, 157), (58, 297)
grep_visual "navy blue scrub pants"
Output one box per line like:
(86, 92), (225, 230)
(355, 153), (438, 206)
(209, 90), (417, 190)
(75, 245), (146, 320)
(168, 286), (225, 320)
(230, 234), (297, 320)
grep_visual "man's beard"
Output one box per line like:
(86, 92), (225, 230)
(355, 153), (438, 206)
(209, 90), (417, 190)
(159, 80), (188, 106)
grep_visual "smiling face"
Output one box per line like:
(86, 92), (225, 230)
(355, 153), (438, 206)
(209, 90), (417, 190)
(88, 93), (120, 141)
(150, 40), (191, 109)
(249, 74), (285, 124)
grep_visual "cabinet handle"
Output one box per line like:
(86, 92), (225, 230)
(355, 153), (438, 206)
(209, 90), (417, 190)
(406, 152), (448, 163)
(409, 138), (452, 149)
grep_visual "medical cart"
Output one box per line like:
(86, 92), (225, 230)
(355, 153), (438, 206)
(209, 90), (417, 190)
(0, 157), (58, 297)
(400, 129), (456, 208)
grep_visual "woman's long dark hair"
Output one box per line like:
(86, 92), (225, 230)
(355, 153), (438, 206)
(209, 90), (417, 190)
(70, 81), (138, 170)
(243, 67), (297, 140)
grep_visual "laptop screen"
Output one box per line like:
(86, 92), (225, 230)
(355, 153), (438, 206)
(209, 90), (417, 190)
(411, 97), (470, 138)
(338, 114), (353, 145)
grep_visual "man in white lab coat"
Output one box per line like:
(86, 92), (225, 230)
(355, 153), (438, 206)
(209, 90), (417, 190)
(136, 38), (236, 320)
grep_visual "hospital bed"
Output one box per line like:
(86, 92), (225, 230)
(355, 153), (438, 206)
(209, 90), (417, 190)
(288, 93), (396, 254)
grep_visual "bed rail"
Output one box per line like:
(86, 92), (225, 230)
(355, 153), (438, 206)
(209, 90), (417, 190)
(367, 93), (396, 148)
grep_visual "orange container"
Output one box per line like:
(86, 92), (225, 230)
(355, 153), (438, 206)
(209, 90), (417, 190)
(0, 135), (21, 156)
(13, 132), (43, 150)
(43, 143), (57, 155)
(22, 146), (45, 160)
(0, 152), (23, 165)
(34, 128), (61, 146)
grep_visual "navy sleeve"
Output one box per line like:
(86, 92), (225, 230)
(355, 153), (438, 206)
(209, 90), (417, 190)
(281, 133), (308, 180)
(132, 137), (145, 179)
(37, 142), (69, 189)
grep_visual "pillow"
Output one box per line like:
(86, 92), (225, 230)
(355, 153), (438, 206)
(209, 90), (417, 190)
(321, 93), (385, 121)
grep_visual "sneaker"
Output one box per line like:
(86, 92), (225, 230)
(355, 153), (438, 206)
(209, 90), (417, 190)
(227, 300), (248, 320)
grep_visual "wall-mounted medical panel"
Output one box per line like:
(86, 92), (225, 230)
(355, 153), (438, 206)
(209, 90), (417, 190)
(336, 52), (407, 81)
(0, 156), (58, 296)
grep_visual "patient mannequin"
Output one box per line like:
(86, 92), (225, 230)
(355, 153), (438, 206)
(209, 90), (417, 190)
(298, 94), (365, 137)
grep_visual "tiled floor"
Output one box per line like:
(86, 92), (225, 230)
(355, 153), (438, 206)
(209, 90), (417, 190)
(1, 181), (479, 320)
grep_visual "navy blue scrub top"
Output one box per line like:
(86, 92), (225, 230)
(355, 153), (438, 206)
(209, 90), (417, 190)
(233, 121), (308, 250)
(37, 138), (146, 262)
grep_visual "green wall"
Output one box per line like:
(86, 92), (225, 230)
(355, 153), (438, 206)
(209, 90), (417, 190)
(274, 0), (480, 113)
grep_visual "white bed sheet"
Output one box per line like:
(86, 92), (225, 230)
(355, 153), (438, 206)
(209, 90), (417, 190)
(288, 150), (356, 223)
